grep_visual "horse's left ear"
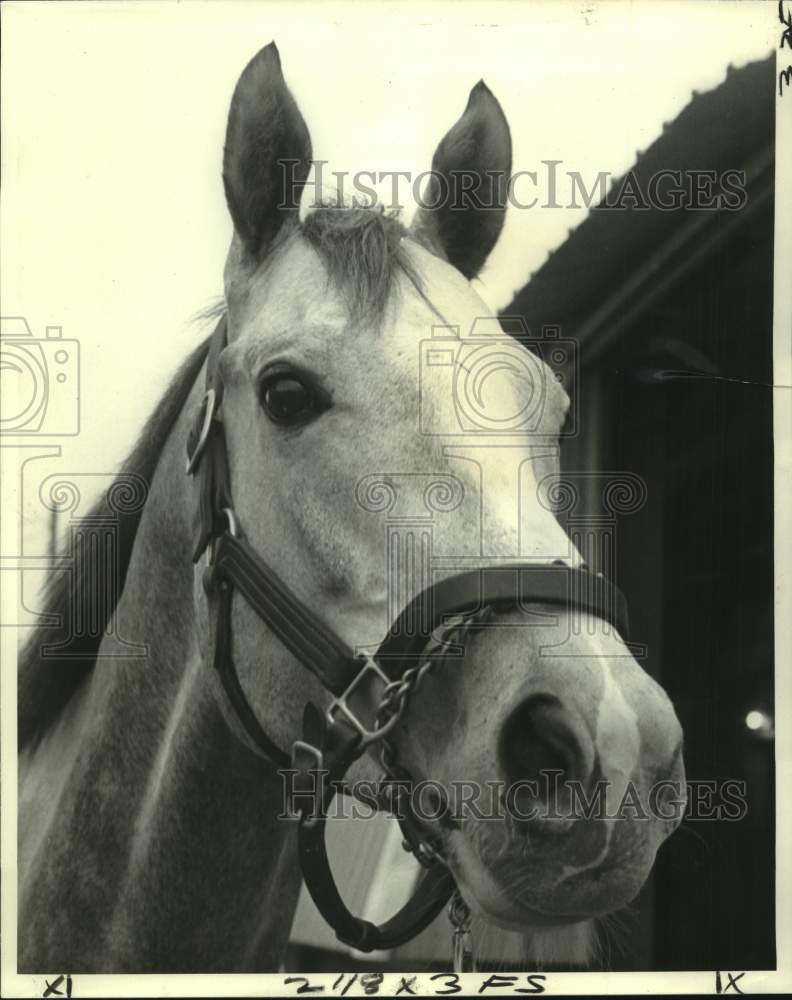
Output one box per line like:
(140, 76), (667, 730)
(223, 42), (312, 260)
(411, 81), (512, 280)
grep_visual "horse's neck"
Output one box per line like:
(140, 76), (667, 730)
(19, 377), (302, 973)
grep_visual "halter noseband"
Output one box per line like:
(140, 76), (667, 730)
(186, 315), (630, 953)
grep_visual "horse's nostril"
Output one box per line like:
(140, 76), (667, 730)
(499, 694), (586, 789)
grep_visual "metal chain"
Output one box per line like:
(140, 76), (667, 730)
(375, 607), (493, 778)
(375, 658), (435, 733)
(449, 890), (474, 972)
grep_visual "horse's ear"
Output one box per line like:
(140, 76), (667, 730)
(223, 42), (312, 259)
(411, 81), (512, 280)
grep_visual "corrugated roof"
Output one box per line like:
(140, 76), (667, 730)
(502, 55), (775, 358)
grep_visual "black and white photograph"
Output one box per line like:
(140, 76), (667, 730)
(1, 1), (790, 995)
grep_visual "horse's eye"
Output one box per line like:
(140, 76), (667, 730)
(259, 373), (324, 426)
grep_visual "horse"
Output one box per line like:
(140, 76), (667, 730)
(18, 42), (685, 973)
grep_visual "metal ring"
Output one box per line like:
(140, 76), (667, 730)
(356, 710), (403, 748)
(222, 507), (240, 538)
(449, 892), (472, 931)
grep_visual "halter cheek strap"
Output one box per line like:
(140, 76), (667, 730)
(186, 314), (632, 954)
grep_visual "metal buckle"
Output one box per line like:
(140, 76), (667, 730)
(206, 507), (241, 568)
(291, 740), (327, 827)
(327, 655), (397, 747)
(186, 388), (217, 475)
(292, 739), (325, 773)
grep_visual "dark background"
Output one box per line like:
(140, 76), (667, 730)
(506, 54), (776, 970)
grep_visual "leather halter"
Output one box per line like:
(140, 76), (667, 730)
(187, 315), (630, 952)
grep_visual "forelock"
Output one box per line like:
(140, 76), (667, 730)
(300, 203), (436, 327)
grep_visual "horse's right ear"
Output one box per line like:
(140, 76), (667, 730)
(223, 42), (312, 260)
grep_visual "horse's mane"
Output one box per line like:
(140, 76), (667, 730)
(18, 206), (434, 752)
(18, 335), (211, 751)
